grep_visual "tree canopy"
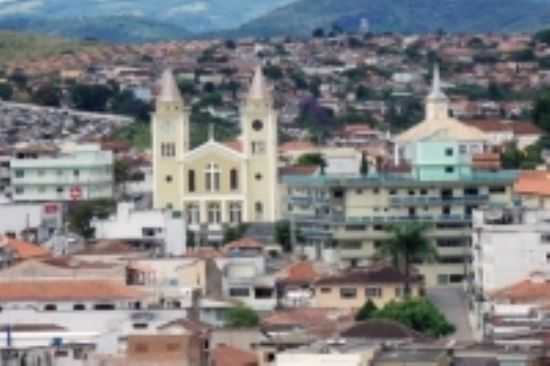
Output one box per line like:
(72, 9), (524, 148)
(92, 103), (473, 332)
(371, 298), (455, 338)
(225, 306), (260, 328)
(377, 223), (435, 296)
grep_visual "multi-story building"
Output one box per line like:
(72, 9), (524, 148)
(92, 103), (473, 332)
(151, 67), (279, 244)
(10, 143), (113, 202)
(283, 66), (518, 288)
(470, 208), (550, 337)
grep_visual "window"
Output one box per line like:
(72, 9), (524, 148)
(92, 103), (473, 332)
(356, 189), (363, 195)
(73, 169), (80, 177)
(255, 202), (264, 221)
(230, 169), (239, 190)
(445, 147), (454, 156)
(389, 189), (397, 195)
(395, 287), (403, 298)
(442, 206), (451, 216)
(14, 186), (23, 194)
(445, 166), (455, 174)
(14, 169), (24, 178)
(229, 288), (250, 297)
(459, 145), (467, 154)
(542, 234), (550, 243)
(251, 141), (266, 154)
(255, 288), (273, 299)
(56, 186), (63, 193)
(373, 188), (380, 194)
(207, 202), (221, 224)
(165, 175), (173, 183)
(229, 202), (242, 224)
(320, 287), (332, 294)
(44, 304), (57, 311)
(489, 186), (506, 194)
(73, 304), (86, 311)
(420, 189), (428, 195)
(437, 274), (449, 285)
(186, 203), (200, 225)
(93, 304), (115, 311)
(340, 288), (357, 299)
(408, 190), (415, 196)
(255, 173), (263, 181)
(205, 163), (220, 192)
(450, 274), (464, 283)
(365, 287), (382, 298)
(134, 343), (149, 353)
(161, 143), (176, 157)
(188, 170), (195, 192)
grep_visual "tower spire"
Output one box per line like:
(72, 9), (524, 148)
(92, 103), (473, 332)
(158, 69), (184, 105)
(428, 63), (447, 101)
(248, 65), (269, 101)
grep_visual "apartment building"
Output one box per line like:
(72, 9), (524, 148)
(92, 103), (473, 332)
(283, 65), (518, 288)
(10, 142), (114, 202)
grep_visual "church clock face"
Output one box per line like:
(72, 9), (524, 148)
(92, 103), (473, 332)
(160, 120), (172, 134)
(252, 120), (264, 131)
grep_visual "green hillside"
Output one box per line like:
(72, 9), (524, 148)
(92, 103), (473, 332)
(0, 31), (94, 64)
(0, 16), (190, 43)
(236, 0), (550, 37)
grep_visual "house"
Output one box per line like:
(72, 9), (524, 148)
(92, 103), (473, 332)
(0, 236), (50, 268)
(340, 319), (431, 344)
(275, 261), (321, 308)
(514, 171), (550, 209)
(91, 202), (187, 256)
(211, 344), (259, 366)
(312, 266), (423, 309)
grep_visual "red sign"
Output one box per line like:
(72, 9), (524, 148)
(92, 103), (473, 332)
(43, 203), (59, 214)
(70, 186), (82, 200)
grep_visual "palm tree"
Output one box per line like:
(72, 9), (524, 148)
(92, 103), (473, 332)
(377, 222), (435, 297)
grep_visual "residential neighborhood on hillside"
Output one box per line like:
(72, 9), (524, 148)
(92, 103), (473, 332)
(3, 26), (550, 366)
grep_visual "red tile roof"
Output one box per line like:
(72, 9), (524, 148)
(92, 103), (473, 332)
(0, 236), (50, 259)
(514, 170), (550, 197)
(224, 237), (263, 252)
(279, 141), (316, 152)
(278, 261), (320, 284)
(0, 280), (145, 302)
(490, 276), (550, 304)
(211, 345), (258, 366)
(279, 165), (318, 177)
(510, 122), (543, 136)
(262, 308), (354, 338)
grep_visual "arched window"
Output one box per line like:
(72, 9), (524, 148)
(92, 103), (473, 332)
(208, 202), (221, 224)
(205, 163), (221, 192)
(255, 202), (263, 221)
(188, 170), (196, 192)
(230, 169), (239, 191)
(186, 203), (200, 225)
(229, 202), (242, 224)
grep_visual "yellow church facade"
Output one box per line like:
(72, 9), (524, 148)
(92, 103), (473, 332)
(151, 67), (279, 240)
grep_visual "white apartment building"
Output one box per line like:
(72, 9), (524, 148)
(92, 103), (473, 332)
(91, 202), (187, 256)
(10, 143), (114, 202)
(471, 208), (550, 294)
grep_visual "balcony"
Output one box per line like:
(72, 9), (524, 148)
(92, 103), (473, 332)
(294, 214), (472, 225)
(390, 195), (490, 207)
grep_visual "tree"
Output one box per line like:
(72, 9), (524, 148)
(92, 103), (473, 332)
(355, 299), (377, 321)
(70, 83), (114, 112)
(224, 224), (249, 244)
(372, 298), (455, 338)
(296, 153), (325, 166)
(312, 28), (325, 38)
(32, 84), (61, 107)
(377, 223), (435, 297)
(114, 159), (131, 184)
(275, 220), (291, 252)
(110, 90), (151, 121)
(68, 199), (115, 239)
(534, 89), (550, 132)
(224, 39), (236, 49)
(225, 306), (259, 328)
(263, 65), (283, 80)
(535, 28), (550, 45)
(360, 152), (369, 176)
(0, 82), (13, 100)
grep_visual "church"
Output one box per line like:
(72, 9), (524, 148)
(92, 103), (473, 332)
(151, 66), (279, 241)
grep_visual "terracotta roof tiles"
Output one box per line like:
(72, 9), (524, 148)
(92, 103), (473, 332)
(211, 345), (258, 366)
(0, 280), (145, 302)
(514, 170), (550, 197)
(0, 236), (50, 259)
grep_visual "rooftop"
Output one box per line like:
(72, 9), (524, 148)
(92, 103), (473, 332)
(211, 344), (258, 366)
(341, 319), (430, 342)
(0, 280), (145, 302)
(514, 170), (550, 197)
(316, 266), (421, 286)
(0, 236), (50, 259)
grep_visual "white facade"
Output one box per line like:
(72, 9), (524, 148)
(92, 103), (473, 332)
(91, 202), (186, 256)
(0, 202), (62, 242)
(472, 209), (550, 294)
(10, 143), (114, 202)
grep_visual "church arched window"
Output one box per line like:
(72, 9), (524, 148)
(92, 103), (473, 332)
(205, 163), (221, 192)
(230, 169), (239, 191)
(255, 201), (263, 221)
(188, 170), (196, 192)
